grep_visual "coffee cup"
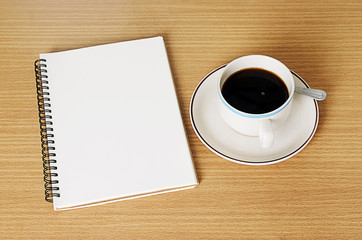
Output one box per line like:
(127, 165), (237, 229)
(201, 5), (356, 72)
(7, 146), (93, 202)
(217, 55), (295, 148)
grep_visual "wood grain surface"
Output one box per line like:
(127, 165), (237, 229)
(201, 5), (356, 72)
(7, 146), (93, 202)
(0, 1), (361, 239)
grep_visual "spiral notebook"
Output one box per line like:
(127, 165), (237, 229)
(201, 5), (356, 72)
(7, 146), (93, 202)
(35, 36), (198, 211)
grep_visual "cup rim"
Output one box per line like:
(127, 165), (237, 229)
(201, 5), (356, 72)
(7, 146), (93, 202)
(218, 55), (295, 119)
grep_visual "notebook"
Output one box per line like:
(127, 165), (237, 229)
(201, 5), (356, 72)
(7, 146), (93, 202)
(35, 36), (198, 211)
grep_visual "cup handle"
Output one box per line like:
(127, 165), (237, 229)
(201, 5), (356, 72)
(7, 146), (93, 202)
(259, 119), (274, 149)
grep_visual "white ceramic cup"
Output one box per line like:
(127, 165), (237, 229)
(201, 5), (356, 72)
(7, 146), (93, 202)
(217, 55), (295, 148)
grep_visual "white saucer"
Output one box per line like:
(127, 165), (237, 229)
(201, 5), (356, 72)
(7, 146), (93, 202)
(190, 65), (319, 165)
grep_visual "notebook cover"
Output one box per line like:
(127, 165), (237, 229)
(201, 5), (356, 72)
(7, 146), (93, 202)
(38, 36), (198, 210)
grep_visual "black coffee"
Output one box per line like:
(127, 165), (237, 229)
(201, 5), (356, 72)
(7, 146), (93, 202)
(221, 68), (289, 114)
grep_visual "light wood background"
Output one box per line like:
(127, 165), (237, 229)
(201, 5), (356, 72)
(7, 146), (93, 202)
(0, 1), (361, 239)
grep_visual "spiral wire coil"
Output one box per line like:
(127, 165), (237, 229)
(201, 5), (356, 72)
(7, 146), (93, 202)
(35, 59), (60, 202)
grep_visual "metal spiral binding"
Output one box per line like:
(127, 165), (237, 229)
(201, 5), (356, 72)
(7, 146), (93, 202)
(35, 59), (60, 202)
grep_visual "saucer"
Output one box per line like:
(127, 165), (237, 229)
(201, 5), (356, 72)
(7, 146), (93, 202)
(190, 65), (319, 165)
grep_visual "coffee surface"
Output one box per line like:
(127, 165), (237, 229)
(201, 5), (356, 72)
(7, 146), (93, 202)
(221, 68), (289, 114)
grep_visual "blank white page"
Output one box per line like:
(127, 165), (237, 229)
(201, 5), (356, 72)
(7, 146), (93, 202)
(40, 36), (198, 210)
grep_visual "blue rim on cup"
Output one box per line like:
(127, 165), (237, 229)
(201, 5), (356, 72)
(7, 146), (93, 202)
(217, 55), (295, 119)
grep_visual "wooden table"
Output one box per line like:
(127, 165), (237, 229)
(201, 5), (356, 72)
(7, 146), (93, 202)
(1, 1), (361, 239)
